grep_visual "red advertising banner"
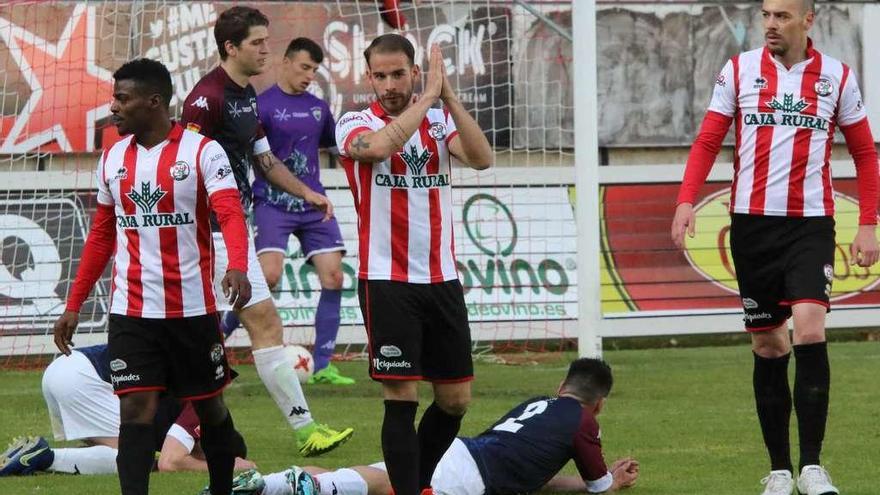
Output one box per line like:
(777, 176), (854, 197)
(0, 2), (511, 154)
(601, 180), (880, 314)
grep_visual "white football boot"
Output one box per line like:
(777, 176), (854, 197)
(760, 470), (795, 495)
(796, 465), (839, 495)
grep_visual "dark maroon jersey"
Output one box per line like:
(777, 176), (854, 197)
(461, 396), (611, 494)
(181, 66), (269, 211)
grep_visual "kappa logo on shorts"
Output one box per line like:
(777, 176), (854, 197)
(742, 298), (759, 310)
(109, 359), (127, 372)
(379, 345), (402, 357)
(210, 343), (224, 364)
(214, 365), (224, 380)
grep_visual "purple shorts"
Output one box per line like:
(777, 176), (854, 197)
(253, 200), (345, 262)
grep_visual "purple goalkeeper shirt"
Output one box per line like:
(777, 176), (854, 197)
(254, 84), (336, 212)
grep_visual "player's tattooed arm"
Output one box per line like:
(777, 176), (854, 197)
(351, 134), (370, 154)
(254, 152), (276, 175)
(345, 106), (432, 162)
(344, 46), (446, 162)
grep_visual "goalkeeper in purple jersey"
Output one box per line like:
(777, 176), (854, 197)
(253, 37), (353, 385)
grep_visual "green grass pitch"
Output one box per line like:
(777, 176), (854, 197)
(0, 342), (878, 494)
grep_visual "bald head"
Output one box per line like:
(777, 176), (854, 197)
(801, 0), (815, 14)
(762, 0), (814, 63)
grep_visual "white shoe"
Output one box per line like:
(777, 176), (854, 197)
(760, 470), (795, 495)
(796, 465), (839, 495)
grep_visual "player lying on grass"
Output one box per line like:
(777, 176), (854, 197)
(0, 345), (253, 476)
(220, 358), (639, 495)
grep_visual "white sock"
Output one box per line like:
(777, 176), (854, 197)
(263, 470), (294, 495)
(252, 345), (313, 429)
(316, 469), (369, 495)
(49, 446), (118, 474)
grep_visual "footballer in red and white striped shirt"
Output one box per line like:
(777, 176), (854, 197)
(336, 36), (493, 495)
(53, 58), (249, 495)
(672, 1), (878, 492)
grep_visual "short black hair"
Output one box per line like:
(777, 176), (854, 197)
(363, 33), (415, 68)
(285, 37), (324, 64)
(214, 6), (269, 61)
(113, 58), (173, 107)
(560, 358), (613, 404)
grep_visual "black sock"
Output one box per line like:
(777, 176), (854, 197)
(794, 342), (830, 470)
(753, 352), (793, 473)
(383, 400), (419, 495)
(417, 402), (463, 489)
(117, 423), (156, 495)
(199, 412), (246, 495)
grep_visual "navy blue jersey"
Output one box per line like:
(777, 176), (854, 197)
(68, 344), (190, 451)
(461, 396), (609, 494)
(75, 344), (111, 383)
(182, 66), (267, 213)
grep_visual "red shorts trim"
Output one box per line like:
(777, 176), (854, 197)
(745, 321), (787, 333)
(779, 298), (830, 308)
(114, 386), (166, 396)
(372, 373), (424, 382)
(179, 377), (230, 401)
(426, 376), (475, 384)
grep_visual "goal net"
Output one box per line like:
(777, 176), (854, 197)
(0, 1), (578, 364)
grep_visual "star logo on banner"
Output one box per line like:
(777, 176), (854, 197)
(0, 3), (114, 152)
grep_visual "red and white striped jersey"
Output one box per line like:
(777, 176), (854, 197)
(336, 101), (460, 283)
(709, 41), (867, 217)
(97, 124), (239, 317)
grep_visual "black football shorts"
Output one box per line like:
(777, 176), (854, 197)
(729, 214), (835, 331)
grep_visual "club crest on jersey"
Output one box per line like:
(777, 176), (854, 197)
(814, 78), (833, 97)
(428, 122), (447, 141)
(398, 144), (433, 176)
(311, 106), (322, 121)
(170, 161), (190, 181)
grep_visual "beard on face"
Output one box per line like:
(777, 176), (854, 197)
(379, 89), (412, 114)
(765, 32), (788, 56)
